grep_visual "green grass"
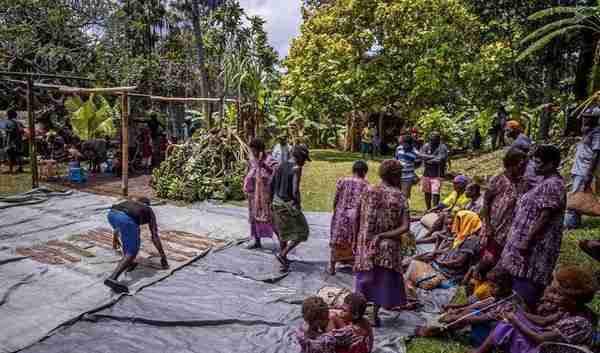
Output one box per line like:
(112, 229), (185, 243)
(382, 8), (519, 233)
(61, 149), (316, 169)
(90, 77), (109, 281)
(301, 149), (452, 213)
(0, 166), (34, 197)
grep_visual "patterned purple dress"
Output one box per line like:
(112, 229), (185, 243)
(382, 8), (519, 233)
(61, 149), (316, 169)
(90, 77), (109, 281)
(330, 177), (369, 263)
(498, 175), (566, 305)
(491, 312), (592, 353)
(354, 183), (408, 308)
(243, 154), (279, 239)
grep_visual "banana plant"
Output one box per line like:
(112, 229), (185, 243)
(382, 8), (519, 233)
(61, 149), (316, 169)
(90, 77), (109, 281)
(65, 94), (118, 140)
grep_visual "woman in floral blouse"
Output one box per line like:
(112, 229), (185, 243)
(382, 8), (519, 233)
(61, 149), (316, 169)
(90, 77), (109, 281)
(354, 160), (410, 327)
(329, 160), (370, 275)
(497, 145), (566, 308)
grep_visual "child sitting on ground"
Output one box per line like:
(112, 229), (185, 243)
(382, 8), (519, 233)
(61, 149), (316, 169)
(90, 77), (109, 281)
(328, 293), (374, 353)
(416, 267), (514, 338)
(462, 255), (497, 303)
(297, 296), (352, 353)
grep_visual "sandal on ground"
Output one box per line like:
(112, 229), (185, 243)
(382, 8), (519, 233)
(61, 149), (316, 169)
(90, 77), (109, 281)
(104, 279), (129, 293)
(246, 240), (262, 250)
(126, 262), (138, 272)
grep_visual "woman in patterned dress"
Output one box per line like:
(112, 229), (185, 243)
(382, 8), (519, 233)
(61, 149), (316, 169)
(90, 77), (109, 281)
(354, 160), (410, 327)
(480, 148), (528, 263)
(243, 138), (279, 249)
(473, 266), (597, 353)
(497, 145), (566, 309)
(329, 160), (370, 275)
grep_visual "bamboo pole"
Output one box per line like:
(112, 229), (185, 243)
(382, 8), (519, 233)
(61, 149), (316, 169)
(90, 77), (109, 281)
(121, 93), (129, 197)
(27, 78), (39, 189)
(127, 93), (237, 103)
(59, 86), (137, 94)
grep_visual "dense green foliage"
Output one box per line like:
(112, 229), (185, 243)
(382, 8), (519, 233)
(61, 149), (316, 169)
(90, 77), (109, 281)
(0, 0), (278, 132)
(283, 0), (595, 147)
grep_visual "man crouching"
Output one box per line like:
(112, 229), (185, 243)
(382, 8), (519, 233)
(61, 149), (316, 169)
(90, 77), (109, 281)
(105, 197), (169, 293)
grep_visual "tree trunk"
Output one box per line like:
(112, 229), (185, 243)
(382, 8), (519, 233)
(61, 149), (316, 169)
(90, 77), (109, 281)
(538, 107), (552, 142)
(190, 0), (213, 128)
(570, 30), (597, 135)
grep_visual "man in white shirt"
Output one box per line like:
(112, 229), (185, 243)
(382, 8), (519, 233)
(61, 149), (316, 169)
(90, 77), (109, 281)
(271, 134), (290, 164)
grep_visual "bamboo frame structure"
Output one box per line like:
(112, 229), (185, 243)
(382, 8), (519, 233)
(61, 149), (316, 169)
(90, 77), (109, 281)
(1, 71), (238, 196)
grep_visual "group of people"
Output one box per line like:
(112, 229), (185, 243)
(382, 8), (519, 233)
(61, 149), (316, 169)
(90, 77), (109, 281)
(292, 113), (600, 352)
(99, 112), (600, 352)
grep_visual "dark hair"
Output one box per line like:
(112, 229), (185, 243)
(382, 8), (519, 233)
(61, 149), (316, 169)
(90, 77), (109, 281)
(402, 134), (414, 150)
(352, 160), (368, 177)
(379, 159), (403, 183)
(7, 110), (17, 119)
(302, 296), (328, 324)
(503, 147), (527, 168)
(344, 293), (368, 323)
(466, 183), (481, 195)
(248, 138), (265, 152)
(135, 197), (151, 206)
(533, 144), (561, 169)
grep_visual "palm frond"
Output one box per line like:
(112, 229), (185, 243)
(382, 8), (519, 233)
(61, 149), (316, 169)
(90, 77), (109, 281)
(517, 25), (592, 61)
(520, 17), (579, 45)
(528, 6), (580, 21)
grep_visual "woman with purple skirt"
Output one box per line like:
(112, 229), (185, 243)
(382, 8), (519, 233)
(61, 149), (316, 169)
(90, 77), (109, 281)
(497, 145), (566, 309)
(243, 138), (280, 249)
(354, 160), (410, 327)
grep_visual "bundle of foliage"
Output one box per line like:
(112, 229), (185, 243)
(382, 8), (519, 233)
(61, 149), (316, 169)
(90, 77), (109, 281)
(65, 94), (118, 140)
(151, 129), (247, 202)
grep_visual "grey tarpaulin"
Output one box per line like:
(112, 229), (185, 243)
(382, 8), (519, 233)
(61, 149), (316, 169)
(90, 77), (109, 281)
(0, 192), (250, 353)
(13, 200), (456, 353)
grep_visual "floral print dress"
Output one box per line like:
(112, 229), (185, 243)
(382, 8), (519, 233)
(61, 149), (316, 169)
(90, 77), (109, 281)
(330, 177), (370, 262)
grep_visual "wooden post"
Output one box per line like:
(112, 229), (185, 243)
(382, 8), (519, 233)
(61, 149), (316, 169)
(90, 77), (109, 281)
(121, 93), (129, 197)
(27, 78), (38, 189)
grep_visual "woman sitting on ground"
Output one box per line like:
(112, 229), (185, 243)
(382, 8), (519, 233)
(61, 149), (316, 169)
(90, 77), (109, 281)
(329, 161), (370, 275)
(431, 175), (471, 213)
(297, 296), (352, 353)
(473, 265), (597, 353)
(465, 183), (483, 213)
(406, 210), (482, 291)
(328, 293), (374, 353)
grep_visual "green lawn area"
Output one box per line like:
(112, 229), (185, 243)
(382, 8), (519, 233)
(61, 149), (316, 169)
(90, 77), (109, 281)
(0, 166), (34, 197)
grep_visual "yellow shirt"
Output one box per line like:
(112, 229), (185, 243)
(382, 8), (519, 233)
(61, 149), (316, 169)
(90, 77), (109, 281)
(471, 279), (494, 301)
(443, 191), (471, 212)
(362, 128), (374, 143)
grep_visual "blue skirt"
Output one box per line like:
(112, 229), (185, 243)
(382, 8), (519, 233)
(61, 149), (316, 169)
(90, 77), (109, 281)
(107, 210), (141, 257)
(355, 266), (407, 308)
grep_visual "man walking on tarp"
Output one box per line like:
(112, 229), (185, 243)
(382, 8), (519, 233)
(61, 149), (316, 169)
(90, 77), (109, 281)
(420, 132), (449, 210)
(271, 144), (311, 272)
(105, 197), (169, 293)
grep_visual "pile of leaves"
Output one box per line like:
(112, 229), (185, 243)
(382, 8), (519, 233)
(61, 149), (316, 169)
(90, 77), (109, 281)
(151, 129), (248, 202)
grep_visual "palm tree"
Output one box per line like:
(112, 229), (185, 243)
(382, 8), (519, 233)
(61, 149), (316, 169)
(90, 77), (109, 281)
(518, 5), (600, 94)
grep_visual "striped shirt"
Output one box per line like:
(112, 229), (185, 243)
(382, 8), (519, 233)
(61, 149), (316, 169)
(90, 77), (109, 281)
(395, 145), (417, 180)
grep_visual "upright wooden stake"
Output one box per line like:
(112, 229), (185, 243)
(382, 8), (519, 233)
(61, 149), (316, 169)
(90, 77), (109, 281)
(121, 93), (129, 197)
(27, 78), (38, 189)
